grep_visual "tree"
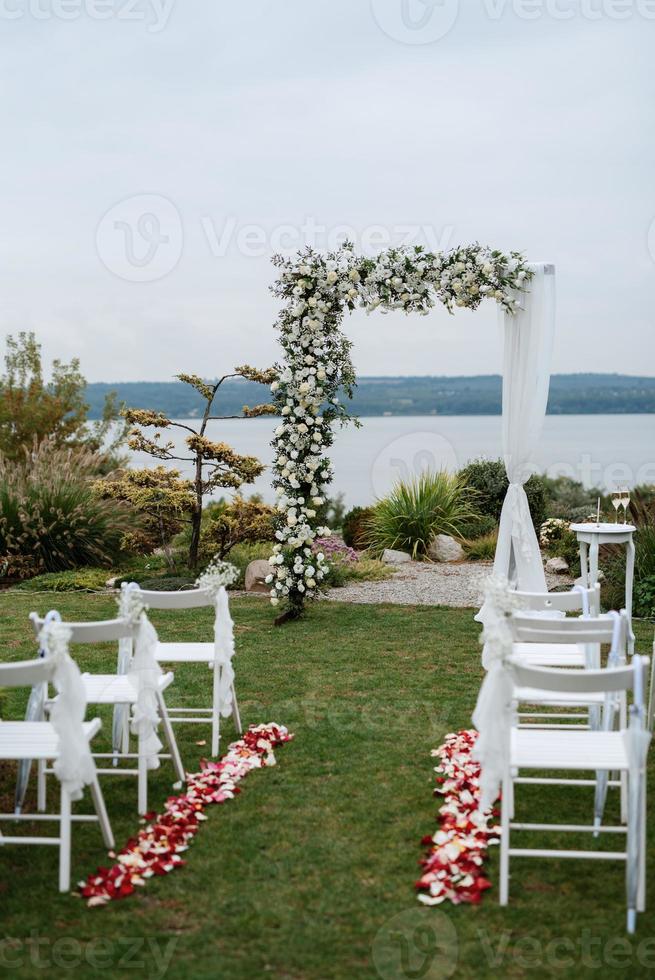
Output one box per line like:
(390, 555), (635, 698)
(0, 332), (126, 463)
(94, 466), (196, 568)
(125, 366), (277, 569)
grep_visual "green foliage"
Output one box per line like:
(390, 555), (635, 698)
(462, 531), (498, 561)
(634, 574), (655, 618)
(541, 474), (603, 520)
(94, 466), (195, 558)
(326, 555), (393, 587)
(134, 575), (198, 591)
(201, 495), (274, 561)
(342, 506), (376, 548)
(366, 471), (477, 560)
(0, 440), (133, 573)
(14, 567), (109, 592)
(125, 367), (273, 568)
(0, 332), (126, 463)
(226, 540), (273, 583)
(458, 458), (546, 532)
(456, 513), (498, 540)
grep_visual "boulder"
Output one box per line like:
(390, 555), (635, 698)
(105, 576), (118, 589)
(382, 548), (411, 564)
(244, 559), (272, 593)
(545, 556), (570, 575)
(428, 534), (465, 563)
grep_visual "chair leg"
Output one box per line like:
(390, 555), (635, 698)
(37, 759), (47, 812)
(231, 685), (242, 735)
(499, 773), (510, 906)
(638, 778), (647, 913)
(121, 706), (130, 755)
(211, 665), (221, 757)
(89, 774), (115, 850)
(137, 733), (148, 816)
(157, 691), (185, 784)
(58, 786), (72, 893)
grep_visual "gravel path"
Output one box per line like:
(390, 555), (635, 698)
(325, 561), (571, 608)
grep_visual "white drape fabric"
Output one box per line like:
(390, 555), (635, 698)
(40, 619), (95, 801)
(472, 578), (520, 810)
(477, 264), (555, 626)
(120, 583), (164, 771)
(212, 586), (236, 718)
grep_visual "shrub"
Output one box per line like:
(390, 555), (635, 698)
(312, 536), (358, 564)
(457, 513), (498, 540)
(539, 518), (580, 573)
(14, 567), (109, 592)
(458, 458), (546, 532)
(200, 496), (274, 561)
(634, 574), (655, 618)
(541, 474), (604, 520)
(365, 471), (477, 560)
(0, 440), (134, 573)
(462, 531), (498, 561)
(342, 506), (376, 549)
(323, 555), (392, 588)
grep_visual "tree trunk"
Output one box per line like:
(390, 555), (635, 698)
(188, 506), (202, 570)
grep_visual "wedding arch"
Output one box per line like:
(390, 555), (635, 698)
(266, 243), (555, 620)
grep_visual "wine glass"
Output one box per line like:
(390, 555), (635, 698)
(621, 488), (631, 525)
(611, 491), (622, 524)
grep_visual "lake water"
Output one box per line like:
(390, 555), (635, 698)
(128, 414), (655, 508)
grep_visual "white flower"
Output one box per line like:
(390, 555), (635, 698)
(326, 270), (338, 284)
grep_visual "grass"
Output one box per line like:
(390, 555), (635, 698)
(0, 593), (653, 979)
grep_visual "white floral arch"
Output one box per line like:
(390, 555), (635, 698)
(266, 243), (555, 620)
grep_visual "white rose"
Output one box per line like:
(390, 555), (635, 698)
(270, 597), (279, 606)
(326, 271), (338, 284)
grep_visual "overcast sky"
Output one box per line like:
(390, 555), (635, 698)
(1, 1), (654, 382)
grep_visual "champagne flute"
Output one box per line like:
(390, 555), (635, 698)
(621, 487), (631, 525)
(611, 490), (622, 524)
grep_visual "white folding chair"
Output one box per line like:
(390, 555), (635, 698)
(0, 639), (114, 891)
(29, 612), (185, 815)
(134, 587), (242, 757)
(500, 649), (650, 933)
(510, 583), (601, 668)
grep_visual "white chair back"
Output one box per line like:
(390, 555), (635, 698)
(511, 610), (628, 653)
(133, 586), (214, 610)
(0, 656), (56, 689)
(30, 612), (136, 645)
(514, 583), (600, 615)
(508, 656), (646, 698)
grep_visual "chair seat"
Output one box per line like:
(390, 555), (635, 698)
(0, 719), (101, 760)
(155, 642), (214, 664)
(47, 672), (174, 706)
(514, 685), (606, 706)
(511, 728), (628, 772)
(513, 642), (587, 667)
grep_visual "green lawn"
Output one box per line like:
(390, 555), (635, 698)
(0, 593), (654, 979)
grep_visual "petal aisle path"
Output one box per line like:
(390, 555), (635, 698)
(416, 730), (500, 906)
(79, 723), (293, 906)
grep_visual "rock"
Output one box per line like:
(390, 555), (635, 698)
(546, 556), (570, 575)
(382, 549), (412, 564)
(105, 576), (118, 589)
(244, 559), (272, 592)
(428, 534), (465, 563)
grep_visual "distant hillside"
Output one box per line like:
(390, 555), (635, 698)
(85, 374), (655, 418)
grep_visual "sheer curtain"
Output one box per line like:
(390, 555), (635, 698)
(480, 263), (556, 611)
